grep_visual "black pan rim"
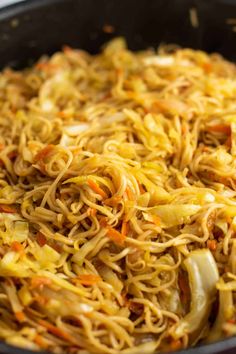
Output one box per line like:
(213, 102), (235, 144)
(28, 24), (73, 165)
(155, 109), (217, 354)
(0, 0), (235, 353)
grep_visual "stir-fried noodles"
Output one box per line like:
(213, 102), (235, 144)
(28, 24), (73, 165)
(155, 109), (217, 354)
(0, 38), (236, 353)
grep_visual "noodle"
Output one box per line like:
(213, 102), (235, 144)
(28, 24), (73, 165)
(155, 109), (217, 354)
(0, 37), (236, 353)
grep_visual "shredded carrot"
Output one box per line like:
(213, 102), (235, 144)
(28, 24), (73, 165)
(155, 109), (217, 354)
(15, 311), (26, 322)
(225, 135), (232, 148)
(0, 144), (5, 151)
(98, 92), (112, 102)
(99, 216), (108, 228)
(121, 221), (129, 237)
(36, 232), (47, 247)
(182, 124), (188, 135)
(36, 62), (59, 72)
(207, 239), (217, 251)
(226, 215), (232, 224)
(151, 99), (187, 116)
(116, 69), (123, 77)
(31, 277), (52, 289)
(104, 195), (121, 206)
(87, 179), (108, 199)
(62, 45), (73, 54)
(50, 241), (62, 253)
(103, 24), (115, 34)
(125, 186), (135, 201)
(34, 334), (48, 349)
(202, 146), (209, 152)
(34, 145), (55, 162)
(33, 294), (48, 306)
(151, 215), (161, 227)
(34, 145), (55, 173)
(87, 208), (97, 217)
(11, 241), (24, 253)
(38, 319), (75, 342)
(202, 62), (212, 73)
(0, 204), (16, 213)
(107, 227), (126, 246)
(207, 124), (231, 135)
(170, 339), (182, 351)
(227, 318), (236, 324)
(78, 274), (101, 286)
(57, 111), (71, 119)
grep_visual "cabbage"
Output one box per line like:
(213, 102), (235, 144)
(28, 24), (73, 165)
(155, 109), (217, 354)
(223, 206), (236, 217)
(104, 37), (127, 56)
(18, 286), (33, 306)
(0, 252), (31, 277)
(151, 204), (201, 227)
(6, 337), (39, 351)
(207, 279), (234, 342)
(32, 244), (60, 269)
(64, 123), (89, 136)
(171, 249), (219, 340)
(134, 171), (170, 204)
(0, 214), (28, 244)
(143, 55), (174, 67)
(0, 243), (60, 277)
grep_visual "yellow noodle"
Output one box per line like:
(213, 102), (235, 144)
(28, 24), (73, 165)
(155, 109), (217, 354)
(0, 38), (236, 354)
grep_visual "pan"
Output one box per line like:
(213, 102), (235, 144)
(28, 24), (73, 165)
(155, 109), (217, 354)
(0, 0), (236, 353)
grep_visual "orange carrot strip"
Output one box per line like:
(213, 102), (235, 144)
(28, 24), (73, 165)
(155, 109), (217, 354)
(11, 241), (24, 253)
(36, 62), (59, 71)
(15, 311), (26, 322)
(225, 136), (232, 148)
(99, 216), (108, 228)
(103, 24), (115, 34)
(151, 99), (187, 116)
(31, 277), (52, 289)
(34, 145), (55, 162)
(151, 215), (161, 227)
(125, 186), (135, 201)
(0, 204), (16, 213)
(38, 319), (74, 342)
(202, 62), (212, 73)
(36, 232), (47, 247)
(34, 334), (48, 349)
(62, 45), (73, 54)
(121, 221), (129, 237)
(87, 179), (108, 199)
(33, 294), (48, 306)
(57, 111), (72, 119)
(207, 239), (217, 251)
(170, 339), (182, 351)
(207, 124), (231, 135)
(107, 227), (126, 246)
(78, 274), (101, 286)
(103, 195), (121, 207)
(87, 208), (97, 217)
(227, 319), (236, 324)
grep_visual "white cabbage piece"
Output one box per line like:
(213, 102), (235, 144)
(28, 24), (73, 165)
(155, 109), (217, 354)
(171, 249), (219, 340)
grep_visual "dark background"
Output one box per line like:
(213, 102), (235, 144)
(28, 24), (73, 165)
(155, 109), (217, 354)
(1, 0), (236, 68)
(0, 1), (236, 354)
